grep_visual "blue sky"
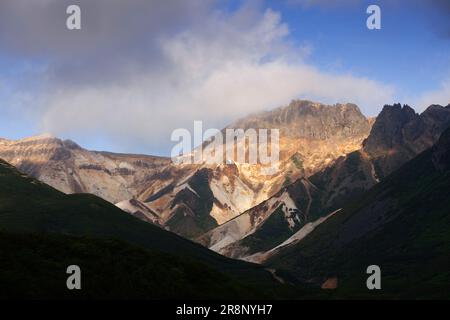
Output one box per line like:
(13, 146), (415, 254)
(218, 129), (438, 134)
(0, 0), (448, 155)
(267, 0), (450, 98)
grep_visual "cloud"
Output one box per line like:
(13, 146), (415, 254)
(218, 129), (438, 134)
(2, 1), (394, 154)
(0, 0), (215, 85)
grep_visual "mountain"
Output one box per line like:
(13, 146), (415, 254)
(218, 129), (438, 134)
(203, 104), (450, 260)
(2, 101), (449, 298)
(0, 158), (280, 291)
(0, 100), (372, 240)
(0, 134), (171, 204)
(131, 100), (372, 238)
(265, 126), (450, 298)
(363, 103), (450, 178)
(308, 103), (450, 218)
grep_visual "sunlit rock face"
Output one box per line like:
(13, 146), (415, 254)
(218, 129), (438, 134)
(0, 134), (171, 204)
(200, 103), (450, 259)
(134, 100), (372, 238)
(0, 100), (372, 239)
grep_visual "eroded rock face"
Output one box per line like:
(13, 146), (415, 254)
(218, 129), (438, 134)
(0, 100), (373, 240)
(134, 100), (372, 238)
(197, 177), (317, 259)
(0, 135), (171, 204)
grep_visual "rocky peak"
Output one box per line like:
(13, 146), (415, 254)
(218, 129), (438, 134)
(363, 104), (418, 155)
(228, 100), (370, 140)
(362, 103), (450, 178)
(364, 104), (450, 155)
(420, 104), (450, 123)
(62, 139), (82, 150)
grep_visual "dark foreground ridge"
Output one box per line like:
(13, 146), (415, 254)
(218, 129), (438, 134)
(0, 159), (295, 299)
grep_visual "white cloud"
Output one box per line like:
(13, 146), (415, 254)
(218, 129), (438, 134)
(35, 5), (394, 154)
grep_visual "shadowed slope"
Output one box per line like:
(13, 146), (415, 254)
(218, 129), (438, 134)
(266, 127), (450, 299)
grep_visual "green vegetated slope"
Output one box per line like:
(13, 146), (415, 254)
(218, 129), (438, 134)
(267, 128), (450, 299)
(0, 232), (264, 299)
(0, 160), (281, 298)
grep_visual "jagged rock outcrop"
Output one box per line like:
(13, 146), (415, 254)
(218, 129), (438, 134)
(229, 100), (369, 141)
(363, 103), (450, 178)
(306, 103), (450, 223)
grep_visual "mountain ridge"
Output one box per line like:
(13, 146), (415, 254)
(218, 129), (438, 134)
(132, 99), (372, 238)
(0, 99), (372, 240)
(265, 125), (450, 298)
(201, 103), (450, 259)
